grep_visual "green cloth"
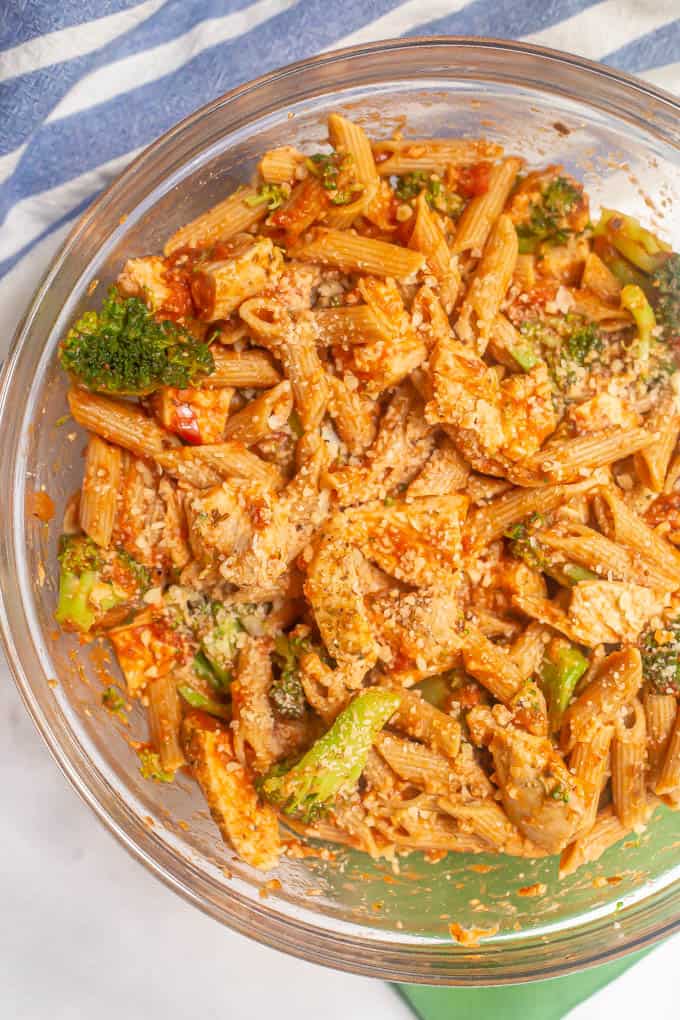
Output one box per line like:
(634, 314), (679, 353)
(396, 950), (649, 1020)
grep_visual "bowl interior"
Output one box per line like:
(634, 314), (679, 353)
(2, 41), (680, 983)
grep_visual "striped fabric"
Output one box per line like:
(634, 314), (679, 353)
(0, 1), (678, 355)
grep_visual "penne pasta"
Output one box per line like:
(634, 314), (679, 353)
(148, 673), (185, 773)
(372, 138), (503, 176)
(644, 690), (678, 784)
(259, 145), (303, 183)
(206, 348), (281, 389)
(79, 435), (122, 548)
(452, 157), (523, 255)
(68, 388), (170, 460)
(223, 381), (292, 445)
(612, 699), (648, 830)
(455, 214), (518, 354)
(164, 186), (266, 255)
(561, 648), (643, 751)
(296, 228), (425, 279)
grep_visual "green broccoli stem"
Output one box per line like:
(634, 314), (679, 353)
(56, 568), (106, 632)
(540, 641), (588, 730)
(621, 284), (656, 367)
(259, 689), (401, 821)
(178, 684), (231, 721)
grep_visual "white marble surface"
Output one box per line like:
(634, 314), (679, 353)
(2, 647), (679, 1020)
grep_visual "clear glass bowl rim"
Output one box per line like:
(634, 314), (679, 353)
(1, 36), (679, 985)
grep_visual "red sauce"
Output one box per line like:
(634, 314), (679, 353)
(28, 490), (55, 522)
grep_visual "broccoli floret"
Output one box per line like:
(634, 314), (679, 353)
(594, 209), (671, 275)
(505, 514), (549, 573)
(177, 684), (231, 721)
(564, 322), (603, 366)
(199, 603), (242, 689)
(56, 534), (150, 633)
(539, 639), (589, 730)
(305, 151), (361, 205)
(244, 182), (290, 211)
(269, 632), (310, 720)
(259, 689), (401, 821)
(59, 288), (214, 396)
(393, 173), (463, 216)
(516, 176), (581, 253)
(621, 284), (657, 367)
(641, 620), (680, 694)
(138, 747), (174, 782)
(651, 253), (680, 341)
(102, 685), (127, 721)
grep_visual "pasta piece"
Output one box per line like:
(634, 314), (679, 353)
(485, 313), (526, 370)
(408, 192), (460, 312)
(452, 157), (523, 255)
(644, 691), (677, 784)
(326, 114), (378, 229)
(156, 443), (283, 490)
(164, 187), (266, 255)
(148, 673), (185, 773)
(461, 626), (524, 704)
(191, 238), (282, 321)
(79, 435), (122, 548)
(269, 176), (329, 241)
(223, 381), (293, 445)
(598, 483), (680, 572)
(375, 733), (488, 799)
(561, 648), (643, 751)
(455, 214), (518, 354)
(525, 427), (652, 484)
(559, 802), (655, 878)
(311, 305), (395, 347)
(383, 686), (461, 759)
(182, 713), (281, 870)
(538, 523), (679, 592)
(406, 438), (470, 497)
(655, 706), (680, 797)
(259, 145), (303, 183)
(612, 699), (648, 830)
(634, 394), (680, 492)
(68, 388), (170, 460)
(464, 475), (600, 551)
(296, 228), (425, 280)
(231, 636), (280, 772)
(372, 138), (503, 176)
(205, 348), (281, 389)
(438, 798), (530, 855)
(569, 722), (614, 838)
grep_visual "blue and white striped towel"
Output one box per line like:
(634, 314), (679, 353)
(0, 0), (678, 360)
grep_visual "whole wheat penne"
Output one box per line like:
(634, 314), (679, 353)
(157, 442), (283, 490)
(455, 214), (518, 354)
(452, 157), (523, 255)
(374, 732), (460, 796)
(559, 801), (655, 878)
(164, 186), (266, 255)
(311, 305), (395, 346)
(372, 138), (503, 176)
(561, 648), (643, 752)
(644, 690), (678, 784)
(383, 686), (461, 759)
(634, 395), (680, 492)
(461, 626), (523, 704)
(406, 438), (470, 497)
(595, 484), (680, 581)
(538, 523), (679, 592)
(79, 435), (122, 548)
(439, 797), (527, 855)
(68, 388), (170, 460)
(223, 381), (292, 445)
(258, 145), (303, 183)
(654, 705), (680, 796)
(206, 348), (281, 388)
(612, 699), (648, 829)
(526, 428), (652, 484)
(296, 228), (425, 279)
(275, 314), (329, 433)
(409, 193), (460, 311)
(155, 449), (222, 488)
(148, 673), (185, 773)
(464, 475), (600, 551)
(569, 722), (614, 838)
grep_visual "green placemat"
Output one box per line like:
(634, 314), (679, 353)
(396, 949), (649, 1020)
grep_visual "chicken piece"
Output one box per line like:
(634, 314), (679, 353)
(427, 339), (557, 476)
(117, 254), (193, 320)
(182, 712), (281, 871)
(514, 581), (667, 647)
(567, 393), (641, 436)
(366, 587), (467, 678)
(467, 705), (586, 853)
(185, 445), (329, 591)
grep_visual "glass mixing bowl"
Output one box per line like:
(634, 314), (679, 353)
(1, 38), (679, 985)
